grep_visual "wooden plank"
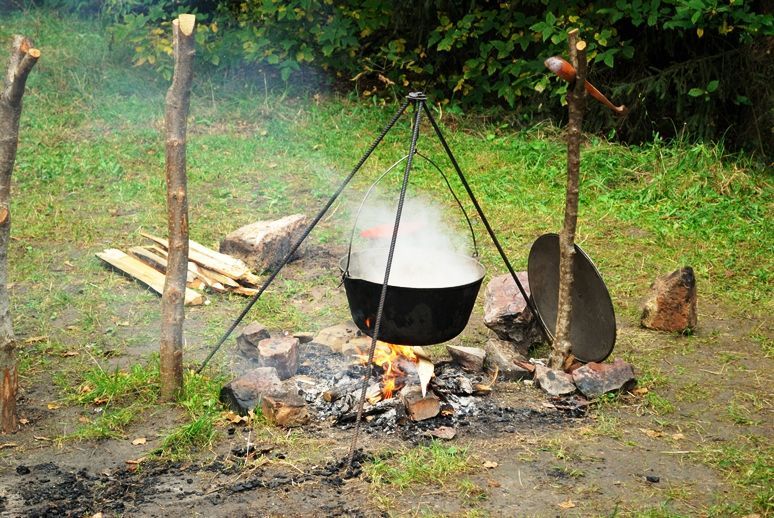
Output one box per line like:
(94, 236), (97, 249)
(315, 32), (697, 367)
(129, 246), (195, 284)
(96, 248), (204, 306)
(141, 232), (260, 286)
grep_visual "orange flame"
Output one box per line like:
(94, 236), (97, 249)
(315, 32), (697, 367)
(355, 340), (417, 399)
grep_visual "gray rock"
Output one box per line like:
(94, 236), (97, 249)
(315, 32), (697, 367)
(534, 365), (576, 396)
(446, 345), (486, 372)
(641, 266), (697, 332)
(236, 322), (271, 358)
(257, 336), (299, 380)
(483, 337), (532, 381)
(219, 367), (282, 415)
(571, 358), (637, 398)
(483, 272), (543, 355)
(313, 321), (361, 353)
(220, 214), (306, 273)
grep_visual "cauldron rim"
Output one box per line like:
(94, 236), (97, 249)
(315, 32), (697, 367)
(339, 249), (486, 290)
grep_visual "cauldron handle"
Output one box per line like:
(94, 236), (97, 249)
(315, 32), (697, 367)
(344, 154), (411, 276)
(415, 151), (478, 258)
(344, 153), (480, 276)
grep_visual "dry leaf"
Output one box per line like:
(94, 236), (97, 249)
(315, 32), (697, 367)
(23, 335), (48, 344)
(558, 500), (576, 509)
(632, 387), (649, 396)
(93, 396), (110, 405)
(482, 460), (498, 469)
(19, 418), (29, 425)
(91, 513), (103, 518)
(78, 416), (90, 424)
(47, 402), (60, 410)
(671, 433), (685, 440)
(640, 428), (663, 438)
(131, 437), (147, 445)
(223, 411), (248, 425)
(60, 350), (79, 357)
(125, 457), (146, 465)
(487, 479), (501, 488)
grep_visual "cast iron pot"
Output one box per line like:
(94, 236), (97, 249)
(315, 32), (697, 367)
(340, 249), (485, 346)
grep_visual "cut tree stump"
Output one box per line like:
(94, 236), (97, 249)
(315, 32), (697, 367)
(160, 13), (197, 401)
(96, 249), (203, 306)
(0, 35), (40, 433)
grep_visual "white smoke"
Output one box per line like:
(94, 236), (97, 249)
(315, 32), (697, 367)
(344, 196), (484, 288)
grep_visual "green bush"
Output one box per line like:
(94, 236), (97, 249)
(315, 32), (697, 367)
(50, 0), (774, 153)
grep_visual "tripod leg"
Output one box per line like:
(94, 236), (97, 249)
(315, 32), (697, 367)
(197, 99), (411, 373)
(347, 101), (423, 469)
(421, 103), (545, 336)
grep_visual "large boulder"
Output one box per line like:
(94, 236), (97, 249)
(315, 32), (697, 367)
(483, 272), (543, 355)
(641, 267), (697, 332)
(220, 214), (306, 273)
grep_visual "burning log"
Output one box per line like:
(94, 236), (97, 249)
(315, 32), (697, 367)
(400, 385), (440, 422)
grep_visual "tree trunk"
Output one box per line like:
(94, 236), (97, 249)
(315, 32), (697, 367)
(0, 36), (39, 433)
(160, 15), (196, 401)
(549, 30), (587, 371)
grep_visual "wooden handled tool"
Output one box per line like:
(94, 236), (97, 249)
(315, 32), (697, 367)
(544, 56), (627, 115)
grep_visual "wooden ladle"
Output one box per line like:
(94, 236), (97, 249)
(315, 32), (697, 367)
(544, 56), (627, 115)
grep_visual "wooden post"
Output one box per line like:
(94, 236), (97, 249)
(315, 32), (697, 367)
(160, 14), (196, 401)
(549, 29), (587, 371)
(0, 36), (39, 433)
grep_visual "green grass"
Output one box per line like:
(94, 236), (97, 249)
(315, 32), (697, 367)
(0, 9), (771, 503)
(366, 441), (472, 489)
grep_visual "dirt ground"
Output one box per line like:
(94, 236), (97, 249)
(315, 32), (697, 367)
(0, 243), (771, 517)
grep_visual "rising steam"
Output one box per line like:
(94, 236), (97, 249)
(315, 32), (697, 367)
(344, 197), (484, 288)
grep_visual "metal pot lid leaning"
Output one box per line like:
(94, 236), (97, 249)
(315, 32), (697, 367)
(527, 233), (616, 363)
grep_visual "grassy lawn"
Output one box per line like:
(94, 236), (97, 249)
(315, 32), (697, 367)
(0, 8), (771, 517)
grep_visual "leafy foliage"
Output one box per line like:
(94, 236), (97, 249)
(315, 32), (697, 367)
(67, 0), (773, 151)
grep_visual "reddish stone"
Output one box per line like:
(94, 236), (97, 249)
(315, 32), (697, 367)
(534, 365), (576, 396)
(641, 267), (697, 332)
(483, 273), (542, 355)
(257, 336), (299, 380)
(219, 367), (282, 415)
(220, 214), (306, 273)
(571, 359), (637, 398)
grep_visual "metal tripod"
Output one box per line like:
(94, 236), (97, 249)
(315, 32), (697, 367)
(195, 92), (544, 468)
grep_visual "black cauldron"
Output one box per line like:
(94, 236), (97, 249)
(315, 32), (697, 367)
(340, 249), (485, 345)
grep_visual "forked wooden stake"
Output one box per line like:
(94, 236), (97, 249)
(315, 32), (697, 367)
(549, 29), (587, 371)
(160, 14), (196, 401)
(0, 36), (39, 433)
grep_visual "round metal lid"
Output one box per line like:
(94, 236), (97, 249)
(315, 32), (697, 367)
(527, 233), (616, 363)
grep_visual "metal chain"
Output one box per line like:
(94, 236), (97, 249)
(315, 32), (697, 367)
(196, 99), (410, 374)
(346, 97), (423, 469)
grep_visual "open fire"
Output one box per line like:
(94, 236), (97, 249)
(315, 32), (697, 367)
(352, 340), (418, 399)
